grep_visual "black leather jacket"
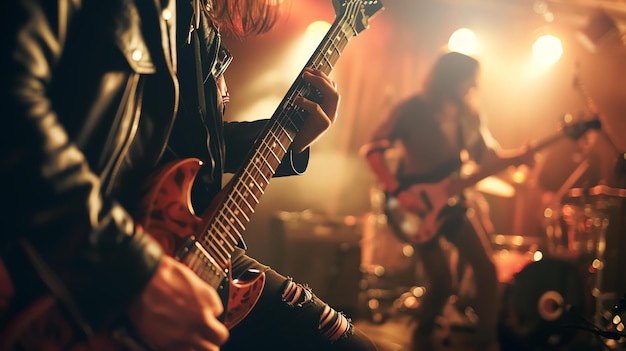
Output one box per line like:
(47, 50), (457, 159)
(1, 0), (307, 334)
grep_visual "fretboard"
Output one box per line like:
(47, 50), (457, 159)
(193, 7), (363, 276)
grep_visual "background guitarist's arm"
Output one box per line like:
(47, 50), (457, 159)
(470, 114), (536, 172)
(479, 143), (536, 172)
(361, 140), (429, 214)
(361, 97), (435, 214)
(361, 140), (402, 196)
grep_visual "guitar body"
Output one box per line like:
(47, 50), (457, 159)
(0, 159), (265, 351)
(385, 178), (453, 245)
(138, 158), (265, 330)
(0, 295), (128, 351)
(1, 1), (385, 348)
(384, 118), (602, 245)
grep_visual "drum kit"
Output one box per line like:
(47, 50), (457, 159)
(498, 182), (626, 350)
(360, 167), (626, 348)
(542, 186), (626, 315)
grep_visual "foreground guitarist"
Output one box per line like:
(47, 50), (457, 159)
(1, 1), (377, 351)
(361, 52), (533, 351)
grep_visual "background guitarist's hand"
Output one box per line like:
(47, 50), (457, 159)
(496, 142), (536, 168)
(128, 255), (229, 351)
(291, 68), (339, 153)
(515, 142), (536, 167)
(396, 187), (428, 215)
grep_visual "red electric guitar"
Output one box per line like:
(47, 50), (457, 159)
(0, 0), (384, 349)
(385, 117), (601, 245)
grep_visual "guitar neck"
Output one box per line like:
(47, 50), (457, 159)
(193, 7), (365, 275)
(449, 129), (566, 195)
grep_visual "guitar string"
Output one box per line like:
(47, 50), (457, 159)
(193, 3), (360, 279)
(196, 3), (356, 270)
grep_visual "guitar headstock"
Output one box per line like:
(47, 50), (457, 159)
(332, 0), (384, 35)
(563, 117), (602, 140)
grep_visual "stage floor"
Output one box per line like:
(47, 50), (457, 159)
(353, 313), (617, 351)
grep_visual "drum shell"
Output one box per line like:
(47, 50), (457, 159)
(499, 258), (593, 350)
(543, 186), (626, 310)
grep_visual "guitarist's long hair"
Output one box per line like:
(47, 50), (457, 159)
(423, 52), (480, 111)
(207, 0), (283, 38)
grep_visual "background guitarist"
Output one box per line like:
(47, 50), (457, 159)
(361, 51), (534, 351)
(1, 1), (377, 351)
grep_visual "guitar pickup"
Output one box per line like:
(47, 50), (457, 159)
(175, 236), (228, 288)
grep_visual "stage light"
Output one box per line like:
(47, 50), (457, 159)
(448, 28), (478, 56)
(532, 34), (563, 65)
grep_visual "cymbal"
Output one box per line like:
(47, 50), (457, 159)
(476, 176), (516, 198)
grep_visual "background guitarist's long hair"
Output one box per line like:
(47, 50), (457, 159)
(423, 51), (480, 110)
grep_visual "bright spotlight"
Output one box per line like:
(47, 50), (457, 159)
(448, 28), (478, 55)
(532, 34), (563, 65)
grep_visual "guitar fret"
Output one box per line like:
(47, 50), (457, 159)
(214, 235), (239, 252)
(228, 192), (252, 222)
(205, 228), (231, 249)
(243, 168), (265, 196)
(277, 123), (294, 143)
(216, 212), (243, 238)
(269, 130), (288, 153)
(230, 187), (255, 213)
(214, 230), (237, 250)
(268, 128), (293, 154)
(337, 32), (349, 52)
(329, 39), (341, 57)
(212, 217), (239, 246)
(280, 133), (293, 150)
(321, 54), (333, 70)
(236, 181), (260, 206)
(343, 21), (357, 37)
(231, 192), (252, 222)
(254, 154), (275, 175)
(249, 160), (270, 185)
(223, 198), (248, 231)
(260, 138), (282, 163)
(207, 216), (241, 256)
(205, 239), (229, 267)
